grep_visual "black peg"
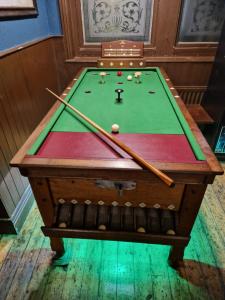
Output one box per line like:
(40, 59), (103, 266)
(115, 89), (124, 103)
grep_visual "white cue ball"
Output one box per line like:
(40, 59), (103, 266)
(111, 124), (119, 133)
(127, 75), (132, 81)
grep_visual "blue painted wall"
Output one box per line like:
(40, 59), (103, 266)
(0, 0), (62, 51)
(46, 0), (62, 35)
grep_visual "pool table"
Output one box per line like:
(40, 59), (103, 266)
(11, 67), (223, 267)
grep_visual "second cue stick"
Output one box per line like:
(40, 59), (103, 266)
(46, 88), (174, 187)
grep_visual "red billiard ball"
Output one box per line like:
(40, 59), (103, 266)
(117, 71), (122, 76)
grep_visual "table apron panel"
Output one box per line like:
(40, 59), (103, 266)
(48, 178), (185, 211)
(20, 165), (211, 184)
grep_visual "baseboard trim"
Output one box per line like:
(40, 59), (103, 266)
(0, 185), (34, 234)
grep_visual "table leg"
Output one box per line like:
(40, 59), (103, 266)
(50, 237), (65, 258)
(168, 245), (185, 268)
(29, 177), (65, 258)
(168, 184), (207, 268)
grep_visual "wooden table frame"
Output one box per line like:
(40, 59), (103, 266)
(11, 67), (223, 268)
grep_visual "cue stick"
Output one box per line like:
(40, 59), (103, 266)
(46, 88), (175, 187)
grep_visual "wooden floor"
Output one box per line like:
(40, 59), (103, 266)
(0, 167), (225, 300)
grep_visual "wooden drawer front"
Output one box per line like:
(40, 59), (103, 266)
(49, 178), (184, 211)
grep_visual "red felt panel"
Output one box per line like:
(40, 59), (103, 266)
(36, 132), (202, 163)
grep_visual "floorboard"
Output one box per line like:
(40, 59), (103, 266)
(0, 165), (225, 300)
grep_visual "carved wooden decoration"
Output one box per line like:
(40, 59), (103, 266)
(102, 40), (144, 58)
(99, 40), (145, 68)
(97, 59), (146, 68)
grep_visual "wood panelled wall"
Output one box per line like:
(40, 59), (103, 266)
(59, 0), (217, 105)
(0, 37), (75, 233)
